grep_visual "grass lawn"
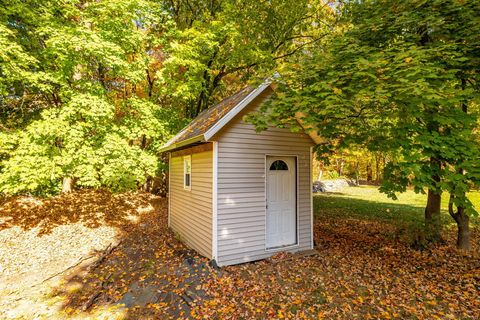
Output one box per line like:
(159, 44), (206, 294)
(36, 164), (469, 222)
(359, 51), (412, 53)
(0, 187), (479, 319)
(314, 186), (480, 228)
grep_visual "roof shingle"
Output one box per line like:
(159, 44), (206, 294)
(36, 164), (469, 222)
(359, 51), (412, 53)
(165, 86), (255, 147)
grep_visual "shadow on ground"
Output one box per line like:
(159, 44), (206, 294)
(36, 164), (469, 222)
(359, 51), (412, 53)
(0, 190), (153, 235)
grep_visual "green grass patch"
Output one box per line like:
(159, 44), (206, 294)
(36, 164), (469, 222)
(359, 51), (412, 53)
(313, 186), (480, 228)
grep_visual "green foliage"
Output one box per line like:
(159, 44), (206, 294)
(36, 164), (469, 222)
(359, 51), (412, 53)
(0, 0), (173, 195)
(159, 0), (331, 118)
(0, 0), (330, 196)
(312, 149), (389, 182)
(0, 25), (37, 96)
(0, 94), (165, 195)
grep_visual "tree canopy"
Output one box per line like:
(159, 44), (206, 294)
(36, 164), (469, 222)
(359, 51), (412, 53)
(1, 0), (478, 249)
(0, 0), (330, 195)
(252, 0), (480, 249)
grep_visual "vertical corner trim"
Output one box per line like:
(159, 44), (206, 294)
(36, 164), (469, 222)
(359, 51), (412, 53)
(168, 152), (171, 228)
(310, 146), (314, 249)
(212, 141), (218, 260)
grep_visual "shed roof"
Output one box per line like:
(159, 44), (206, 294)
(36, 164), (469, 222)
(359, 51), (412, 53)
(159, 78), (322, 153)
(164, 86), (254, 148)
(160, 79), (272, 152)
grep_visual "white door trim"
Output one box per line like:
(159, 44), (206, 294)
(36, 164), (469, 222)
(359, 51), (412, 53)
(264, 154), (299, 252)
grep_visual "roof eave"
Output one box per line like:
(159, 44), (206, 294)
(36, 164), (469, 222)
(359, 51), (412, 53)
(294, 111), (325, 144)
(158, 134), (205, 153)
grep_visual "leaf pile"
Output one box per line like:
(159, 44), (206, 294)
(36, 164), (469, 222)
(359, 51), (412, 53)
(0, 189), (154, 235)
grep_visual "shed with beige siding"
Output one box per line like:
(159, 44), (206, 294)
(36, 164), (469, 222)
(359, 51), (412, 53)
(160, 80), (318, 266)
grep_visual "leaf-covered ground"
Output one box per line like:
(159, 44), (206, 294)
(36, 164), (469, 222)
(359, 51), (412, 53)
(0, 187), (479, 319)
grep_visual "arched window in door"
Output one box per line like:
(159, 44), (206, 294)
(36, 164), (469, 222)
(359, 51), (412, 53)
(269, 160), (289, 171)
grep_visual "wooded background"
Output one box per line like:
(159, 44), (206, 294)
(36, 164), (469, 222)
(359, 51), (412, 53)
(1, 0), (479, 249)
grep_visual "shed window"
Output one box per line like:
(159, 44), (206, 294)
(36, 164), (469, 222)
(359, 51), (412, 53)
(269, 160), (289, 171)
(183, 155), (191, 190)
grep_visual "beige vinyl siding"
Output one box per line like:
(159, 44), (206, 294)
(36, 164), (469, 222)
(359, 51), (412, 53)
(170, 147), (213, 259)
(214, 88), (314, 266)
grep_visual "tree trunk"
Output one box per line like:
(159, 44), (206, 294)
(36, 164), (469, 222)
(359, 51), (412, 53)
(453, 79), (470, 251)
(425, 188), (441, 221)
(424, 188), (442, 241)
(355, 161), (359, 185)
(449, 194), (471, 251)
(62, 177), (75, 193)
(366, 162), (372, 182)
(375, 153), (381, 184)
(336, 158), (344, 176)
(456, 213), (470, 250)
(315, 159), (323, 181)
(317, 168), (323, 181)
(424, 156), (442, 241)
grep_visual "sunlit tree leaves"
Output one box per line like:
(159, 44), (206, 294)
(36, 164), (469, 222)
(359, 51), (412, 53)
(260, 0), (480, 248)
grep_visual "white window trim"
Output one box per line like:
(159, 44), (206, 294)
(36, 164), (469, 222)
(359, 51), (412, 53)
(183, 155), (192, 190)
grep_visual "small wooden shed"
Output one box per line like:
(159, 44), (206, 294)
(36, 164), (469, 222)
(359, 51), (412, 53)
(160, 80), (319, 266)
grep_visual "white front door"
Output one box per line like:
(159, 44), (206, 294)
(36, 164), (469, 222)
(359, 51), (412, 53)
(266, 156), (297, 249)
